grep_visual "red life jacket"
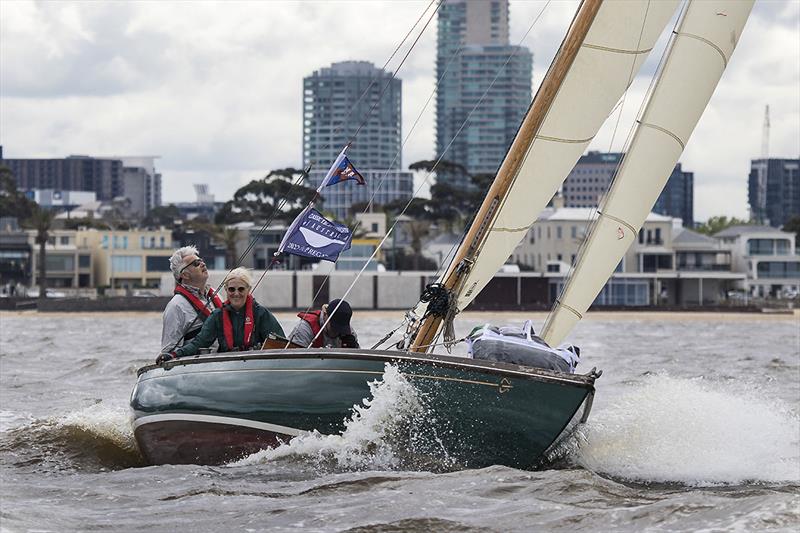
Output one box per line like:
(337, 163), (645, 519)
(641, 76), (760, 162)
(174, 285), (223, 318)
(297, 310), (324, 348)
(222, 294), (255, 351)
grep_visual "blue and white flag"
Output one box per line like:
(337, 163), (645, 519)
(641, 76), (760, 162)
(277, 207), (352, 262)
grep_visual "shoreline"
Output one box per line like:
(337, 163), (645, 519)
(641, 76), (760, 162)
(3, 309), (797, 321)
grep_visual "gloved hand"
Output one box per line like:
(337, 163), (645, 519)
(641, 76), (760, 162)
(340, 334), (359, 349)
(155, 352), (177, 365)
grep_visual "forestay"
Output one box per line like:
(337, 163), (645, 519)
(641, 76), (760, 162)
(449, 0), (679, 312)
(541, 0), (755, 347)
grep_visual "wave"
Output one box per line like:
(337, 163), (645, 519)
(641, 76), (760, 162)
(232, 364), (459, 472)
(0, 402), (144, 472)
(571, 374), (800, 486)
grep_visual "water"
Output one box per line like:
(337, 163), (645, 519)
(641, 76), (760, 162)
(1, 310), (798, 531)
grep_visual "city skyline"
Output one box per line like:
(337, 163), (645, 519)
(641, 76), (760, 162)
(1, 1), (798, 222)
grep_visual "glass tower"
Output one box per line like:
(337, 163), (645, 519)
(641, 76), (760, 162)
(302, 61), (411, 219)
(435, 0), (532, 188)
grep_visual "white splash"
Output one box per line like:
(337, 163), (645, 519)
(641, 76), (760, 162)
(233, 364), (428, 469)
(576, 374), (800, 485)
(57, 401), (138, 453)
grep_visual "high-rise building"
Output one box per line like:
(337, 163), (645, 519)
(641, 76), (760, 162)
(653, 163), (694, 227)
(562, 151), (694, 226)
(303, 61), (401, 170)
(435, 0), (532, 187)
(749, 158), (800, 227)
(1, 151), (161, 216)
(561, 152), (621, 208)
(302, 61), (411, 219)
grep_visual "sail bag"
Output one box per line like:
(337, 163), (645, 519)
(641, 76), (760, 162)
(467, 320), (579, 373)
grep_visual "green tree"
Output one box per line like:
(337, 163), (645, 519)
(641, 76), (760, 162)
(782, 216), (800, 247)
(25, 206), (56, 301)
(695, 215), (753, 235)
(142, 204), (182, 228)
(213, 226), (241, 268)
(0, 166), (36, 221)
(407, 219), (431, 270)
(215, 168), (317, 225)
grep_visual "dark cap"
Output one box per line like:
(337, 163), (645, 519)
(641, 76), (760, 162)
(325, 299), (352, 336)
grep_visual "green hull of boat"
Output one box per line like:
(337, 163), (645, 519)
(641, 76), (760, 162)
(131, 349), (596, 469)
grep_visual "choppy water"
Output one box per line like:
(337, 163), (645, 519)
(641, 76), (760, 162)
(1, 310), (798, 531)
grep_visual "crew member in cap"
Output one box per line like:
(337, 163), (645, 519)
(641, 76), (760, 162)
(289, 299), (359, 348)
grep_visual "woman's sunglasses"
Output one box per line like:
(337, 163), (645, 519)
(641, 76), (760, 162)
(226, 286), (248, 293)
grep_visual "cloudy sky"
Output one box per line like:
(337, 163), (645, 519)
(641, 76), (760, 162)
(1, 0), (797, 221)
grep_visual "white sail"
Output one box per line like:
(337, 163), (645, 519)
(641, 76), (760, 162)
(451, 0), (678, 311)
(541, 0), (755, 347)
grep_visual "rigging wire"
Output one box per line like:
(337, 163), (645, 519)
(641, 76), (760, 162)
(324, 1), (555, 351)
(163, 2), (440, 355)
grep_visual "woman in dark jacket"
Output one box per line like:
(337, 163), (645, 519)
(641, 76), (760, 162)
(159, 268), (284, 361)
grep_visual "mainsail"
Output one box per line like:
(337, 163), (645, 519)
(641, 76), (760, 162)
(411, 0), (679, 351)
(541, 0), (755, 347)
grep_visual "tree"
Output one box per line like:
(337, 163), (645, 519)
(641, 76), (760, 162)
(215, 168), (317, 225)
(213, 226), (241, 268)
(695, 215), (753, 235)
(0, 166), (36, 221)
(25, 206), (56, 301)
(407, 219), (431, 270)
(782, 216), (800, 247)
(142, 204), (182, 228)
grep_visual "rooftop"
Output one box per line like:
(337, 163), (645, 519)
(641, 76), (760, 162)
(714, 225), (783, 237)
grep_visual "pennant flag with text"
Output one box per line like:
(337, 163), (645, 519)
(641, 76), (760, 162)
(277, 207), (352, 262)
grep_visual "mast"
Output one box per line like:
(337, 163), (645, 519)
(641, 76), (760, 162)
(410, 0), (604, 352)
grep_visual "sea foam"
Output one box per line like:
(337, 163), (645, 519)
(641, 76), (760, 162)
(575, 374), (800, 486)
(232, 364), (454, 470)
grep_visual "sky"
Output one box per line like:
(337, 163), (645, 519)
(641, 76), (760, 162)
(1, 0), (798, 222)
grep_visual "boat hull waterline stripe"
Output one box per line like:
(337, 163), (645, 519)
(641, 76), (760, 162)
(145, 367), (515, 390)
(133, 413), (304, 437)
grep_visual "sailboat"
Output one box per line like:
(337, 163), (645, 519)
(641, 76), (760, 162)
(130, 0), (753, 468)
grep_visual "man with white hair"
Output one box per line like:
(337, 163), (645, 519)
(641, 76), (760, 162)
(160, 245), (223, 353)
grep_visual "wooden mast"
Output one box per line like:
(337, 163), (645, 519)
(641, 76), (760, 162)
(409, 0), (604, 353)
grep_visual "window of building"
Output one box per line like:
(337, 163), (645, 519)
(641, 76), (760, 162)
(102, 235), (109, 249)
(654, 228), (662, 245)
(571, 226), (577, 239)
(113, 235), (119, 249)
(60, 236), (69, 246)
(748, 239), (774, 255)
(79, 254), (90, 268)
(122, 236), (128, 249)
(160, 236), (166, 249)
(112, 256), (142, 273)
(45, 254), (75, 271)
(146, 256), (171, 272)
(556, 226), (562, 239)
(547, 227), (551, 239)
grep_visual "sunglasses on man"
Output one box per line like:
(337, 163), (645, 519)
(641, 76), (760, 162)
(179, 258), (204, 274)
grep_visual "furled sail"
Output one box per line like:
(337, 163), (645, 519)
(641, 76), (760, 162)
(541, 0), (755, 347)
(445, 0), (678, 313)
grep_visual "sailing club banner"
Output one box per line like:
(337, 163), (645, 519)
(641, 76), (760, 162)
(278, 207), (352, 262)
